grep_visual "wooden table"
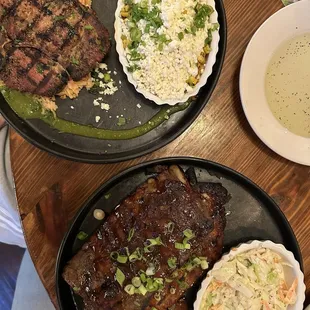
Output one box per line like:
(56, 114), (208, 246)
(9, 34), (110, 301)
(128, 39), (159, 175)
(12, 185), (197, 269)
(10, 0), (310, 307)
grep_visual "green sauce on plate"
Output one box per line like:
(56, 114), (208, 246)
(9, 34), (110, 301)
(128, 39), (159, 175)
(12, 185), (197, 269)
(1, 88), (189, 140)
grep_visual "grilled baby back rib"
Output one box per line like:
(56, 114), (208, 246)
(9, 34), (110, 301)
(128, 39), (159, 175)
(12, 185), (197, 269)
(0, 0), (110, 96)
(62, 166), (230, 310)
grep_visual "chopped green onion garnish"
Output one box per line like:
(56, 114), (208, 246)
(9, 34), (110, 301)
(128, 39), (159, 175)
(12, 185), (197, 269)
(138, 284), (147, 295)
(117, 117), (126, 126)
(165, 221), (175, 234)
(154, 278), (163, 285)
(115, 268), (125, 287)
(144, 236), (162, 252)
(184, 261), (195, 271)
(129, 247), (143, 262)
(73, 286), (80, 291)
(127, 64), (140, 72)
(154, 292), (161, 301)
(144, 246), (154, 253)
(154, 278), (164, 290)
(182, 256), (208, 271)
(124, 247), (130, 257)
(140, 272), (147, 283)
(184, 243), (191, 249)
(201, 260), (209, 270)
(125, 284), (135, 295)
(168, 257), (177, 269)
(175, 242), (185, 250)
(117, 255), (128, 264)
(103, 73), (111, 83)
(212, 23), (219, 31)
(183, 229), (194, 239)
(77, 231), (88, 240)
(110, 251), (128, 264)
(178, 32), (184, 40)
(145, 23), (151, 33)
(193, 4), (214, 30)
(130, 27), (142, 42)
(146, 263), (156, 276)
(175, 229), (195, 250)
(171, 270), (179, 278)
(147, 278), (159, 292)
(132, 277), (141, 288)
(145, 236), (162, 246)
(165, 278), (173, 283)
(193, 257), (201, 265)
(110, 251), (118, 260)
(170, 287), (176, 294)
(128, 228), (135, 241)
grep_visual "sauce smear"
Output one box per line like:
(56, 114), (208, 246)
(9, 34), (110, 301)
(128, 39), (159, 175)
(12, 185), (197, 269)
(0, 88), (189, 140)
(265, 33), (310, 138)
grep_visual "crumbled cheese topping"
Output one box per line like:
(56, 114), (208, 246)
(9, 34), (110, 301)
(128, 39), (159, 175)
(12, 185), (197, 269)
(101, 103), (110, 111)
(99, 63), (108, 70)
(95, 116), (101, 123)
(92, 64), (119, 96)
(120, 0), (216, 101)
(93, 98), (101, 106)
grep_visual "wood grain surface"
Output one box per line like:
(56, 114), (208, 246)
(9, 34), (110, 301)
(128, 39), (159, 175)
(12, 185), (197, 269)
(10, 0), (310, 307)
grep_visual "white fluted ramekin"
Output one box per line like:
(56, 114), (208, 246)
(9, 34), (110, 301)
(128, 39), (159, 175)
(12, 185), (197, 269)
(114, 0), (220, 106)
(194, 240), (305, 310)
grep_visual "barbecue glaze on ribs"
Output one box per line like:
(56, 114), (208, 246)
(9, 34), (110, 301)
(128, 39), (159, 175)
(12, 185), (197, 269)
(62, 165), (230, 310)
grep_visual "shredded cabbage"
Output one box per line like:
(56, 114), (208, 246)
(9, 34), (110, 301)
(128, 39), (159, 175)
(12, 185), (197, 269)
(200, 247), (297, 310)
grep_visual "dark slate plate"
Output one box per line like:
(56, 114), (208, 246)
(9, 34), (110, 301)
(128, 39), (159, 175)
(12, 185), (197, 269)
(0, 0), (226, 163)
(56, 157), (303, 309)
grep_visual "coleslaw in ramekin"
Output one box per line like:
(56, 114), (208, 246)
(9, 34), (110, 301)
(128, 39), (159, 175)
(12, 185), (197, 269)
(194, 241), (305, 310)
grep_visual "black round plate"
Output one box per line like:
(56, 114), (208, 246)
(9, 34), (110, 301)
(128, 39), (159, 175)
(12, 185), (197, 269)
(0, 1), (227, 163)
(56, 157), (302, 310)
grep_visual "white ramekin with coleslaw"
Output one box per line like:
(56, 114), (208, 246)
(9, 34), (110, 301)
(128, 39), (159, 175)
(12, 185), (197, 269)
(194, 240), (305, 310)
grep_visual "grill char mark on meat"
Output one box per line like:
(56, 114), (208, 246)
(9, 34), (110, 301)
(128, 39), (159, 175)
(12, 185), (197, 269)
(0, 0), (110, 96)
(0, 42), (69, 96)
(62, 166), (230, 310)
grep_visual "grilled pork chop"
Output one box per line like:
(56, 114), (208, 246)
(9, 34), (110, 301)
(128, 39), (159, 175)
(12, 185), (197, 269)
(0, 0), (110, 96)
(62, 166), (230, 310)
(1, 43), (69, 96)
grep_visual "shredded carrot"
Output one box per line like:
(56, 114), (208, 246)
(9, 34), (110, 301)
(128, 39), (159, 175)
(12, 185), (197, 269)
(285, 278), (298, 304)
(262, 301), (271, 310)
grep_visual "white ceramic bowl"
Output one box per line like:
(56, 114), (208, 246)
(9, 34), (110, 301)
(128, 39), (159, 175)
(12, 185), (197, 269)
(194, 240), (305, 310)
(114, 0), (220, 106)
(239, 0), (310, 166)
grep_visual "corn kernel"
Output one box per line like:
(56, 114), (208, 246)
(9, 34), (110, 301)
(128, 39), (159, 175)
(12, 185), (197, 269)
(198, 55), (206, 64)
(121, 11), (130, 18)
(204, 45), (211, 54)
(187, 76), (198, 86)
